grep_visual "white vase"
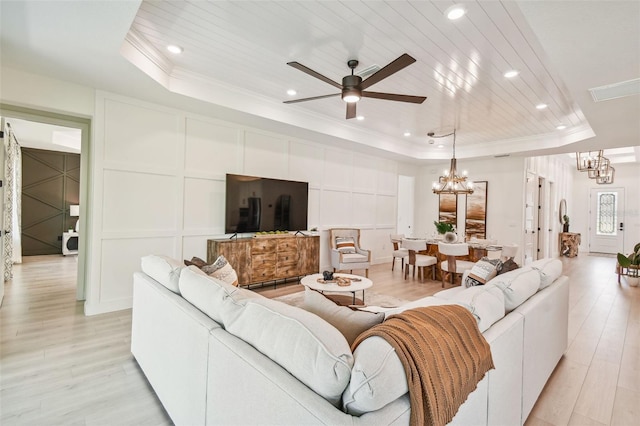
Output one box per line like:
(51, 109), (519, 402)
(627, 276), (639, 287)
(444, 232), (458, 243)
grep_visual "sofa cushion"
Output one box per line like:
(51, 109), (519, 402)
(302, 288), (384, 345)
(340, 252), (369, 264)
(178, 266), (261, 325)
(447, 285), (505, 332)
(225, 298), (353, 406)
(488, 267), (540, 312)
(342, 296), (456, 414)
(343, 335), (408, 415)
(529, 258), (563, 289)
(141, 255), (183, 293)
(465, 257), (503, 287)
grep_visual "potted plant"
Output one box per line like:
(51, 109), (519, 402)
(562, 215), (570, 232)
(617, 242), (640, 287)
(434, 221), (455, 234)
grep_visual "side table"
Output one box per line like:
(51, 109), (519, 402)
(559, 232), (581, 257)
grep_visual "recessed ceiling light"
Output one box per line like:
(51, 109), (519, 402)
(404, 131), (411, 137)
(356, 115), (365, 121)
(445, 5), (466, 20)
(536, 103), (548, 110)
(556, 124), (567, 130)
(286, 89), (297, 96)
(167, 44), (183, 54)
(504, 70), (519, 78)
(438, 144), (444, 148)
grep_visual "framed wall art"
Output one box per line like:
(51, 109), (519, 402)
(438, 193), (457, 228)
(465, 181), (488, 240)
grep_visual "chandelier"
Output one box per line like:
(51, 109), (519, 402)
(431, 129), (474, 195)
(596, 166), (615, 184)
(576, 150), (603, 172)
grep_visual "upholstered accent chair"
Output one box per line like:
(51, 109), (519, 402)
(390, 234), (408, 271)
(402, 238), (438, 281)
(329, 228), (371, 278)
(438, 242), (475, 287)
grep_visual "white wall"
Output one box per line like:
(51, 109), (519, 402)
(85, 92), (414, 314)
(572, 162), (640, 254)
(416, 156), (527, 263)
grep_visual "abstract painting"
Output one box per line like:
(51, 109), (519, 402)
(438, 193), (457, 228)
(465, 181), (487, 240)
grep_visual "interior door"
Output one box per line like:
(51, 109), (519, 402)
(589, 187), (625, 254)
(523, 172), (538, 265)
(397, 175), (414, 237)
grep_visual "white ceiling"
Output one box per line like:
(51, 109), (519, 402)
(1, 1), (639, 164)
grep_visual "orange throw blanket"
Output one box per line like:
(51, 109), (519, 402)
(352, 305), (494, 426)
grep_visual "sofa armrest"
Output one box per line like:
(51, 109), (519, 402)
(356, 248), (371, 261)
(132, 272), (220, 426)
(331, 248), (342, 265)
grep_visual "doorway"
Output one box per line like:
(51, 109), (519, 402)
(0, 104), (90, 300)
(537, 177), (546, 260)
(523, 172), (538, 265)
(397, 175), (414, 237)
(589, 187), (625, 254)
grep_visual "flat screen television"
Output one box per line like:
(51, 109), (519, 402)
(225, 174), (309, 234)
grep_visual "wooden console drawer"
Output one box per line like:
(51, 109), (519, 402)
(252, 253), (276, 265)
(277, 238), (298, 252)
(277, 252), (299, 265)
(252, 239), (277, 254)
(277, 263), (300, 278)
(252, 265), (276, 281)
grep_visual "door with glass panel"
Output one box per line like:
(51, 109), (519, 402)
(589, 188), (625, 254)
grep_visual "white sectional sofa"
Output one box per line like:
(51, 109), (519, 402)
(131, 256), (568, 425)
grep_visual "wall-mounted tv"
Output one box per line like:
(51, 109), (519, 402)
(225, 174), (309, 234)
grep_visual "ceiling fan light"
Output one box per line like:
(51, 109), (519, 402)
(342, 88), (360, 103)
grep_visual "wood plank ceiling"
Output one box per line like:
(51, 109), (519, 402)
(121, 1), (634, 160)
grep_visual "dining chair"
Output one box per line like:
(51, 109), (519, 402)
(390, 234), (408, 271)
(438, 242), (475, 287)
(402, 238), (437, 282)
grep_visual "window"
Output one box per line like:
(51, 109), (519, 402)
(596, 192), (617, 235)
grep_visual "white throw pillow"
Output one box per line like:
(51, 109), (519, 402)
(302, 288), (384, 345)
(529, 258), (563, 290)
(178, 266), (261, 325)
(225, 298), (353, 406)
(140, 255), (183, 293)
(488, 267), (540, 312)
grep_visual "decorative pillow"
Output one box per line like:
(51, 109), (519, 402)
(497, 258), (519, 275)
(335, 237), (357, 254)
(184, 256), (208, 268)
(202, 255), (239, 287)
(140, 255), (183, 293)
(302, 288), (384, 345)
(225, 298), (353, 406)
(465, 257), (503, 287)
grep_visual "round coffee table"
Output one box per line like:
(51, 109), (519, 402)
(300, 273), (373, 305)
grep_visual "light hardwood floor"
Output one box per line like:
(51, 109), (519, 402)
(1, 254), (638, 425)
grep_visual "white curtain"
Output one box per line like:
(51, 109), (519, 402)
(3, 122), (22, 281)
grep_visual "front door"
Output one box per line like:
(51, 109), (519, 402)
(589, 187), (625, 254)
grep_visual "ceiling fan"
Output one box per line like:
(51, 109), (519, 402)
(284, 53), (427, 119)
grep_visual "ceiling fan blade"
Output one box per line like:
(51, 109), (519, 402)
(283, 93), (340, 104)
(346, 102), (356, 119)
(360, 54), (416, 90)
(287, 62), (343, 89)
(361, 91), (426, 104)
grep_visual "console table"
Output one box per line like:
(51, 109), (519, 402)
(207, 235), (319, 287)
(560, 232), (581, 257)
